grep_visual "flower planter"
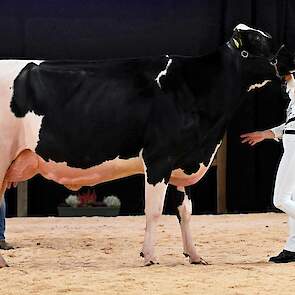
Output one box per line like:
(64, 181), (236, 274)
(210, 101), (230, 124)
(57, 206), (120, 217)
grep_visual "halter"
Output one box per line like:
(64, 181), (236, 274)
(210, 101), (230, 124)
(270, 58), (281, 79)
(226, 39), (281, 79)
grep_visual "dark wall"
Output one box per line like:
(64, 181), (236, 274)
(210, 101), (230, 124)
(0, 0), (226, 59)
(3, 0), (294, 215)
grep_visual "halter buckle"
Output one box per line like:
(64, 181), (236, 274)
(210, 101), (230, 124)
(241, 50), (249, 58)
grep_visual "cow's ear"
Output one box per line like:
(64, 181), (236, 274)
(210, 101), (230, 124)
(233, 38), (240, 48)
(232, 30), (243, 48)
(10, 62), (37, 117)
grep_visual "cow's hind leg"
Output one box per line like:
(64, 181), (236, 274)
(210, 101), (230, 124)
(141, 177), (168, 266)
(176, 187), (208, 265)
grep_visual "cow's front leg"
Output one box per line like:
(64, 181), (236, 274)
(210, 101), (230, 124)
(177, 187), (208, 265)
(141, 178), (168, 266)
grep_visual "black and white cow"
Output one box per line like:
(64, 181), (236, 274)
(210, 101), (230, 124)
(0, 24), (277, 267)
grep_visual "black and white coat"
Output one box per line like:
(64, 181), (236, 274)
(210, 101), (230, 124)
(0, 24), (277, 267)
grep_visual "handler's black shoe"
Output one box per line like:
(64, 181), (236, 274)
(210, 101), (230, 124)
(269, 250), (295, 263)
(0, 240), (14, 250)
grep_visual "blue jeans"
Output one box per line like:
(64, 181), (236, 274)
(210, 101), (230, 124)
(0, 199), (5, 240)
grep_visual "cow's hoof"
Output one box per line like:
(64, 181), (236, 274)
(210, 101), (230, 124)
(143, 255), (159, 266)
(141, 252), (159, 265)
(0, 255), (8, 268)
(190, 257), (208, 265)
(144, 260), (159, 266)
(145, 260), (155, 266)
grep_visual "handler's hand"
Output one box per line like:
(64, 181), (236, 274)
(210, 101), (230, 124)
(240, 131), (269, 146)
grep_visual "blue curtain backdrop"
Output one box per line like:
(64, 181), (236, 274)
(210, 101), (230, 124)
(1, 0), (293, 215)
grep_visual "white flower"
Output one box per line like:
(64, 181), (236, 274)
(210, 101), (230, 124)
(65, 195), (80, 208)
(103, 195), (121, 208)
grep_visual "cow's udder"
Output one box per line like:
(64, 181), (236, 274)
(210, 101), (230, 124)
(4, 149), (143, 191)
(4, 149), (39, 187)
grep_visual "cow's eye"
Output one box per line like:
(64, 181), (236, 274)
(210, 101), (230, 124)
(255, 35), (261, 41)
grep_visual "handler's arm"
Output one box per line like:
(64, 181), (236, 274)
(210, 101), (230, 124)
(270, 123), (285, 141)
(240, 129), (277, 146)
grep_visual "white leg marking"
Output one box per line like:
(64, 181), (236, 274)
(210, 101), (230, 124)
(141, 159), (168, 265)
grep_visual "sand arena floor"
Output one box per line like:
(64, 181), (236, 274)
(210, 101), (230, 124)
(1, 213), (295, 295)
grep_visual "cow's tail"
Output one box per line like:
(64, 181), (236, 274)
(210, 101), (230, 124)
(10, 62), (37, 117)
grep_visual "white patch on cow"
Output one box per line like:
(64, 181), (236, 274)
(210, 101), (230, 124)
(155, 58), (172, 88)
(247, 80), (271, 92)
(182, 194), (192, 213)
(24, 111), (44, 151)
(201, 141), (222, 168)
(35, 60), (43, 65)
(235, 24), (270, 38)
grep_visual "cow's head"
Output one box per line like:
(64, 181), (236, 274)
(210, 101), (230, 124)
(230, 24), (273, 59)
(227, 24), (280, 91)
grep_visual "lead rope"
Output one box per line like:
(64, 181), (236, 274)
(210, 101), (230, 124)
(270, 58), (282, 79)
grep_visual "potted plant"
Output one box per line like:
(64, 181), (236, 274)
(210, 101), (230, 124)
(57, 190), (121, 217)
